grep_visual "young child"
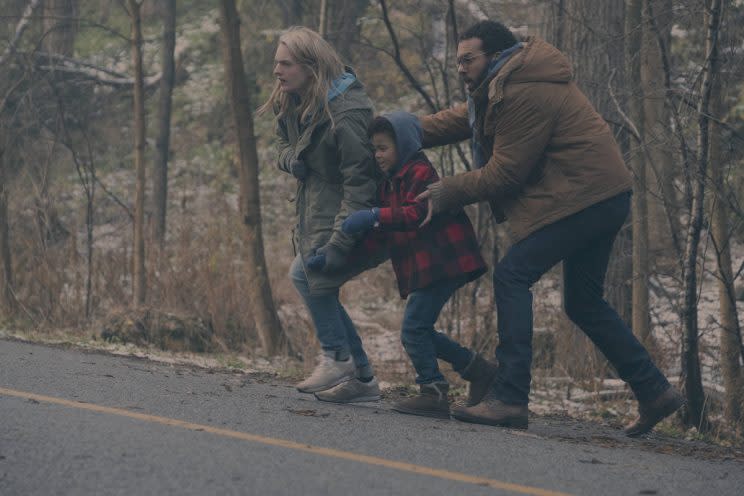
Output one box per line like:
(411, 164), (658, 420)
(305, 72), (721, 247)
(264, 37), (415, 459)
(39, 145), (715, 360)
(316, 111), (498, 418)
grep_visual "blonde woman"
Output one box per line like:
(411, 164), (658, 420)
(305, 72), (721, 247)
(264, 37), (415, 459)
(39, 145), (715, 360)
(260, 27), (383, 403)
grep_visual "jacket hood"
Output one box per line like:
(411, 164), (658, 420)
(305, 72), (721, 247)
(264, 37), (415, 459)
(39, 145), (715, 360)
(506, 37), (572, 84)
(328, 67), (373, 115)
(383, 111), (423, 177)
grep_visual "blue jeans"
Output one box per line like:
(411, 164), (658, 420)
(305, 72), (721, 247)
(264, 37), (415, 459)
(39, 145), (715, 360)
(289, 255), (373, 377)
(402, 276), (474, 384)
(492, 192), (670, 405)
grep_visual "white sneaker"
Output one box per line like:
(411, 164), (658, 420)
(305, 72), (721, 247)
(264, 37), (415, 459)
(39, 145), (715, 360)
(314, 377), (381, 403)
(296, 353), (355, 393)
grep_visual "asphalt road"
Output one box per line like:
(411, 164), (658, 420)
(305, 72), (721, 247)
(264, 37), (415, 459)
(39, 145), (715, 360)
(1, 339), (741, 495)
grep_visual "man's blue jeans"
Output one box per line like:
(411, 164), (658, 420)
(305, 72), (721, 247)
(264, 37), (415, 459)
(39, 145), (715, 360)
(402, 276), (474, 384)
(290, 255), (373, 378)
(491, 192), (670, 405)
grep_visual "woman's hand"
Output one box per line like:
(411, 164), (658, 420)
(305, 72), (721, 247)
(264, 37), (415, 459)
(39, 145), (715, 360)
(306, 244), (347, 272)
(290, 159), (307, 180)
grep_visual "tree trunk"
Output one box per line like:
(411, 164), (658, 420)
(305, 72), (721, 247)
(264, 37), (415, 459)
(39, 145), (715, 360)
(218, 0), (284, 355)
(318, 0), (328, 37)
(327, 0), (369, 63)
(539, 0), (566, 50)
(708, 8), (743, 433)
(129, 0), (146, 307)
(42, 0), (77, 56)
(277, 0), (303, 27)
(641, 0), (681, 258)
(152, 0), (176, 246)
(626, 0), (653, 349)
(680, 0), (723, 432)
(554, 1), (630, 378)
(561, 0), (632, 326)
(0, 150), (13, 316)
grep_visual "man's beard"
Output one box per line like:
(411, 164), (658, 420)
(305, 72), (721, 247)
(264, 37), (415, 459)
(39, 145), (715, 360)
(463, 68), (488, 93)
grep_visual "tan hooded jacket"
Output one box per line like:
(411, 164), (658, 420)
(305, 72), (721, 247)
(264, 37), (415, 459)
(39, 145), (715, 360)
(422, 37), (632, 242)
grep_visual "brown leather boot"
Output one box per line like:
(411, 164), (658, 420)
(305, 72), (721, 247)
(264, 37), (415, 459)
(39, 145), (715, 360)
(460, 353), (499, 406)
(624, 386), (685, 437)
(392, 382), (450, 419)
(451, 390), (528, 429)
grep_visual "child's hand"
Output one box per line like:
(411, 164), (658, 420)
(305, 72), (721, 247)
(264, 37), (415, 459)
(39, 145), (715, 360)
(342, 208), (380, 234)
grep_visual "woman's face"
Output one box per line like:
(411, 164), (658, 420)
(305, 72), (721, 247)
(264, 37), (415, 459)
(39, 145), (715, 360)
(273, 43), (310, 95)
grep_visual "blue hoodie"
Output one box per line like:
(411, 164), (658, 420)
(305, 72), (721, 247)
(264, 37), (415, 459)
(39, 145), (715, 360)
(381, 111), (423, 177)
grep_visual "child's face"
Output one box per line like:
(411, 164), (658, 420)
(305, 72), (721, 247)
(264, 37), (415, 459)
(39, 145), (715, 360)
(372, 133), (398, 174)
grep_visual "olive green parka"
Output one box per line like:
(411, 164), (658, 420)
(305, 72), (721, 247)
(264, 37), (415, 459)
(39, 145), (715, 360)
(276, 77), (384, 294)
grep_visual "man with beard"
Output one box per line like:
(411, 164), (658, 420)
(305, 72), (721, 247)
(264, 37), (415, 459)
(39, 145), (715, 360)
(415, 20), (683, 436)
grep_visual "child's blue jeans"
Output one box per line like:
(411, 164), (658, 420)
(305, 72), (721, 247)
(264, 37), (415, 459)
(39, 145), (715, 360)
(402, 275), (474, 384)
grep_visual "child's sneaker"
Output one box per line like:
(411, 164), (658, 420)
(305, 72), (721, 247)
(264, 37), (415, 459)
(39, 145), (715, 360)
(314, 377), (381, 403)
(392, 382), (450, 419)
(296, 352), (355, 393)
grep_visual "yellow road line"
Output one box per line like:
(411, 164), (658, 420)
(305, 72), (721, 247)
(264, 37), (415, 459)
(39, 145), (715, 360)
(0, 386), (572, 496)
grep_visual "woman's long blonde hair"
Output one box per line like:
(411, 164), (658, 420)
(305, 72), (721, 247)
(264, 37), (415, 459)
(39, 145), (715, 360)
(259, 26), (345, 127)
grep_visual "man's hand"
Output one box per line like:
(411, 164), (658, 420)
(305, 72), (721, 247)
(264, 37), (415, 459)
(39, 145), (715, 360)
(414, 190), (434, 227)
(342, 208), (380, 234)
(290, 159), (308, 180)
(306, 244), (346, 272)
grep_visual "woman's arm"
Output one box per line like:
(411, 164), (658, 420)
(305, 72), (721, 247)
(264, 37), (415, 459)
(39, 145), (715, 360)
(276, 118), (295, 174)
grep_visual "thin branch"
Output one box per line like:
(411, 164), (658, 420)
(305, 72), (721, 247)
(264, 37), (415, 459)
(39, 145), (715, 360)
(0, 0), (42, 67)
(670, 92), (744, 144)
(607, 69), (640, 142)
(609, 68), (684, 259)
(378, 0), (438, 112)
(30, 51), (163, 87)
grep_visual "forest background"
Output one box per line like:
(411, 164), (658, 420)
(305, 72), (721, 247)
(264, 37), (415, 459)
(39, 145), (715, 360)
(1, 0), (743, 444)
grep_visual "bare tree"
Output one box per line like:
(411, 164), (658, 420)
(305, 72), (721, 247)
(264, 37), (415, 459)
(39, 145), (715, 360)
(277, 0), (303, 27)
(626, 0), (653, 349)
(128, 0), (146, 307)
(707, 3), (742, 431)
(152, 0), (176, 246)
(560, 0), (633, 326)
(375, 0), (471, 170)
(218, 0), (285, 355)
(0, 0), (42, 67)
(327, 0), (369, 63)
(0, 149), (13, 316)
(641, 0), (681, 257)
(539, 0), (566, 49)
(318, 0), (328, 37)
(42, 0), (78, 57)
(680, 0), (725, 431)
(710, 82), (744, 431)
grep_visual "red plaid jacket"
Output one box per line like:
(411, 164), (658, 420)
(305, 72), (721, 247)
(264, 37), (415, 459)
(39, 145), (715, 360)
(352, 152), (486, 298)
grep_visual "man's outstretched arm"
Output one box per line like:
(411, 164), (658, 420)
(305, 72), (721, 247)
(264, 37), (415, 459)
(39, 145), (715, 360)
(419, 102), (471, 148)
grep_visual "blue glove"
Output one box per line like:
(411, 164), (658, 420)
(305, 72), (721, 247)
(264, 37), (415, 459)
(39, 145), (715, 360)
(290, 159), (307, 180)
(306, 244), (346, 272)
(342, 208), (380, 234)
